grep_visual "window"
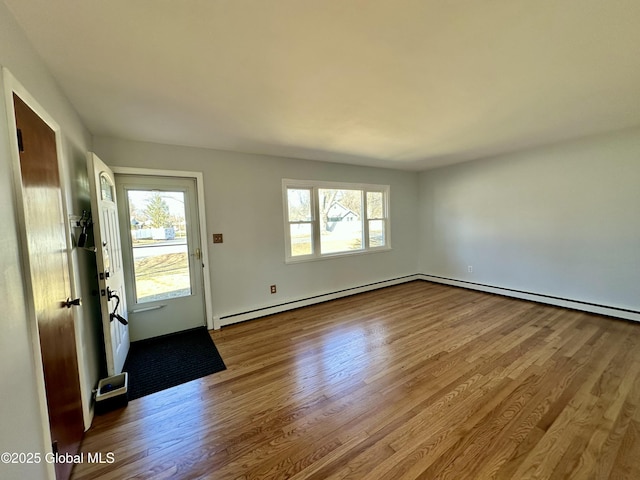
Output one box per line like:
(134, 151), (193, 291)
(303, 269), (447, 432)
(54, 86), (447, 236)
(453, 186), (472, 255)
(125, 189), (192, 303)
(283, 179), (390, 262)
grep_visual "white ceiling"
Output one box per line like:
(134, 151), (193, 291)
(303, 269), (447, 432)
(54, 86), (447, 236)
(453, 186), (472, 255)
(5, 0), (640, 171)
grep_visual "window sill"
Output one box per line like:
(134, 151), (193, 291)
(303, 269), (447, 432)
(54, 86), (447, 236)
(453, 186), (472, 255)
(285, 246), (392, 264)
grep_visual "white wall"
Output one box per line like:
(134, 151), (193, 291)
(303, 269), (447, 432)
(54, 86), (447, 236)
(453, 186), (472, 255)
(418, 127), (640, 316)
(93, 137), (420, 325)
(0, 3), (103, 479)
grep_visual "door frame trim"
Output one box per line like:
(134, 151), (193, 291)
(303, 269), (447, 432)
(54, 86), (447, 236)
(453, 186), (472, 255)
(112, 166), (216, 330)
(2, 67), (79, 480)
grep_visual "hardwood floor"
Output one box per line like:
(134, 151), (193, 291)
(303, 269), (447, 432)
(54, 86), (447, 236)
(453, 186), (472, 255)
(72, 281), (640, 479)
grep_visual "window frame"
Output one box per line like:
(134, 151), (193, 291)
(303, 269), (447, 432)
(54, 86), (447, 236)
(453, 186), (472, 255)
(282, 179), (391, 263)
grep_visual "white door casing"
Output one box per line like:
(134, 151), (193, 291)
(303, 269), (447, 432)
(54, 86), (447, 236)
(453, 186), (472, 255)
(112, 165), (215, 330)
(88, 152), (130, 375)
(115, 174), (206, 340)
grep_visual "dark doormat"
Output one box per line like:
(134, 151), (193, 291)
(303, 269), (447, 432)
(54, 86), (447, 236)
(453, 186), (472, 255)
(123, 326), (226, 400)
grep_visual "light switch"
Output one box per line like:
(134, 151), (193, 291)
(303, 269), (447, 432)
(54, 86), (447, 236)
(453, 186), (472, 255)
(213, 233), (223, 244)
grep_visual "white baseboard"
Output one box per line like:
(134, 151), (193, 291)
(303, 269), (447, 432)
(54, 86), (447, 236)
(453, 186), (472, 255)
(211, 274), (639, 329)
(418, 274), (640, 323)
(214, 274), (421, 328)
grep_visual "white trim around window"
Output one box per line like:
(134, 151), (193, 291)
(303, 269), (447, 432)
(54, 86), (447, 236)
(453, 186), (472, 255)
(282, 179), (391, 263)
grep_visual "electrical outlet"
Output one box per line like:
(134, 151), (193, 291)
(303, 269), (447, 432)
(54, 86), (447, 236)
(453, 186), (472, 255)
(270, 285), (277, 294)
(468, 265), (473, 273)
(213, 233), (223, 244)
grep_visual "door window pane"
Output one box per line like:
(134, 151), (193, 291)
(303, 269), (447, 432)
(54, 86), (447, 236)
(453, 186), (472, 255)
(319, 188), (363, 254)
(127, 190), (191, 303)
(100, 173), (114, 202)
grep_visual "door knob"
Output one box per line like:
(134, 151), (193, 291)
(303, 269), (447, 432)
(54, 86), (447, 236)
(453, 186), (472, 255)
(64, 297), (82, 308)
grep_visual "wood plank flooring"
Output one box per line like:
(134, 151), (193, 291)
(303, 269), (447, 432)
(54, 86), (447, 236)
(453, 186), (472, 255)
(72, 281), (640, 479)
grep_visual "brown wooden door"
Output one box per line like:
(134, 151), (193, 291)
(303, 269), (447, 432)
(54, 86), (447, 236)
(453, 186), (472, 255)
(13, 94), (84, 480)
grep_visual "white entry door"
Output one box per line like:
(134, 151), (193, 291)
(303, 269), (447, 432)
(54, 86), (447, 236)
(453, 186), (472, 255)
(88, 152), (130, 376)
(115, 175), (206, 341)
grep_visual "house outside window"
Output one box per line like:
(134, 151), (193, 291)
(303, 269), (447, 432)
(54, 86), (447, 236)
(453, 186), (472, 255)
(283, 179), (390, 262)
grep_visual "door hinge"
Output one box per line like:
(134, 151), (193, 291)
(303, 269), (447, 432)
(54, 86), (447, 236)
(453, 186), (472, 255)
(16, 128), (24, 152)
